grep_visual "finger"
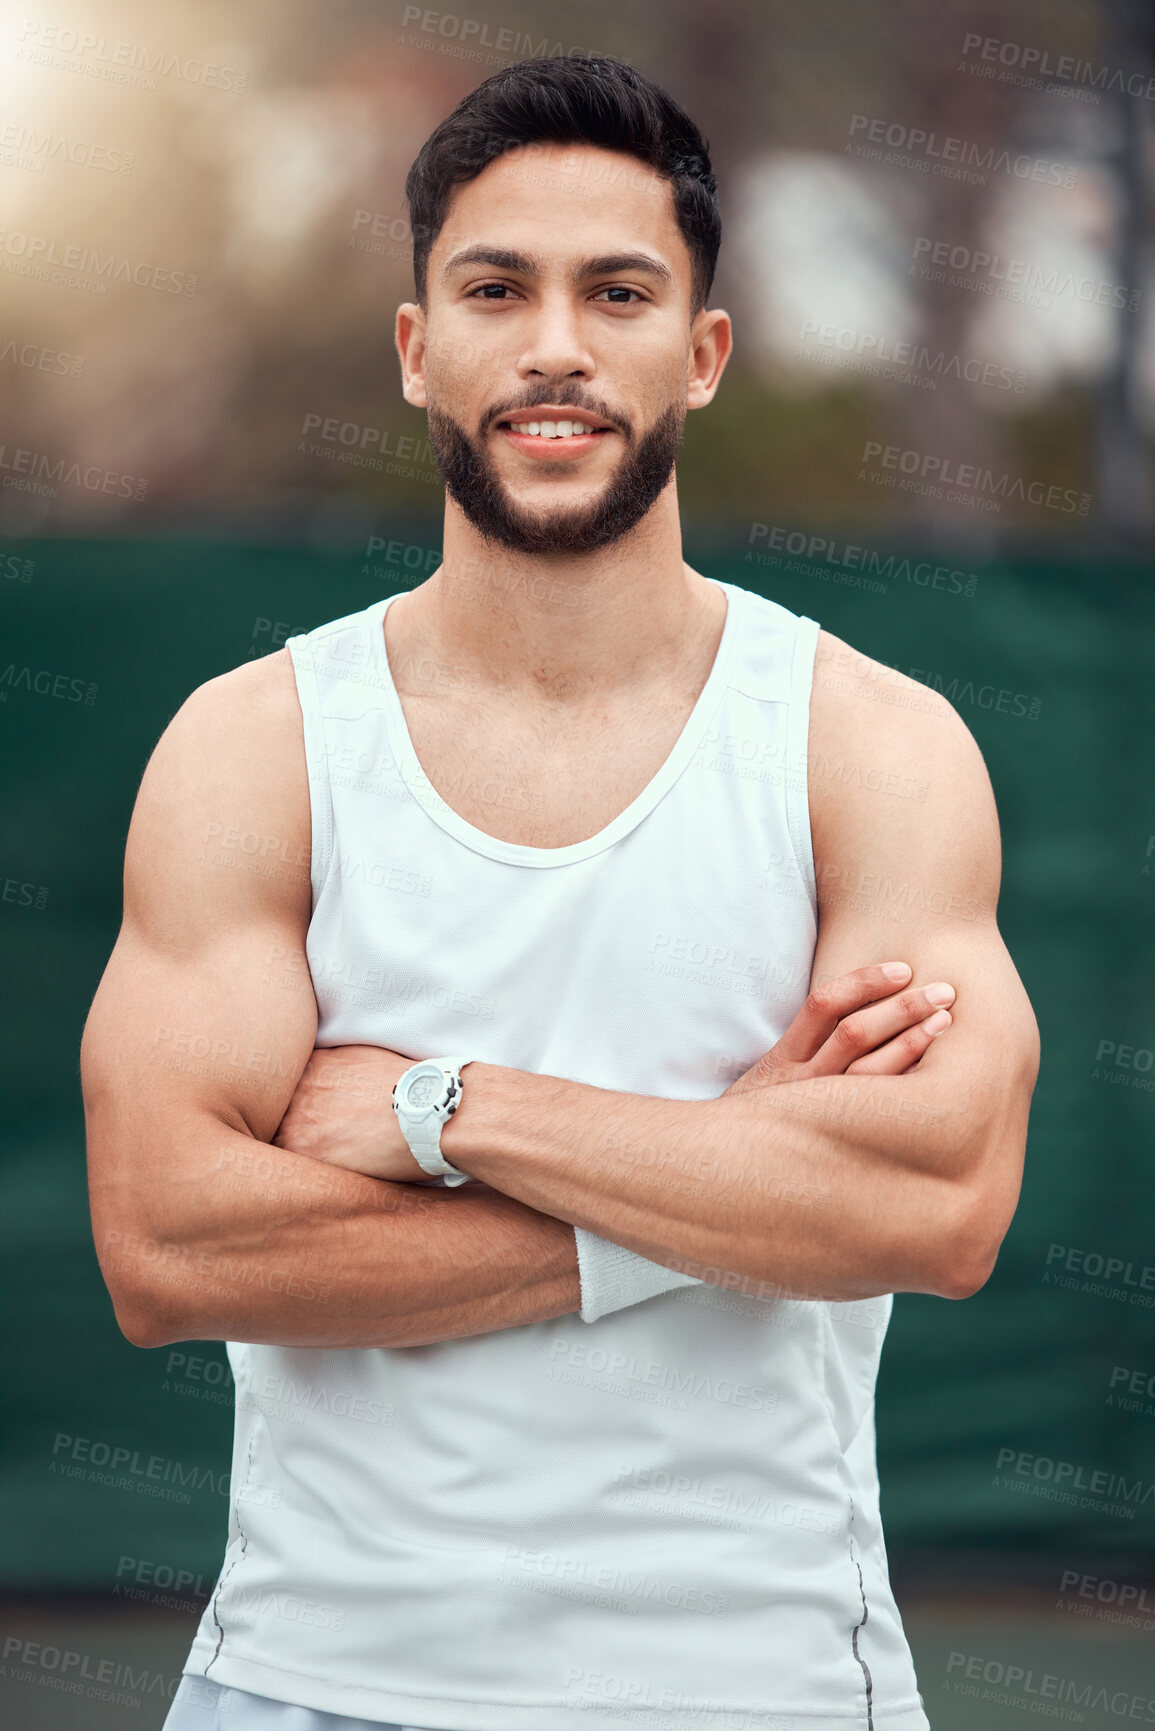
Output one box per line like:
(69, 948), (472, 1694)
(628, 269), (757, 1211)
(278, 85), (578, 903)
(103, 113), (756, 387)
(772, 962), (914, 1064)
(843, 1009), (952, 1075)
(805, 980), (956, 1075)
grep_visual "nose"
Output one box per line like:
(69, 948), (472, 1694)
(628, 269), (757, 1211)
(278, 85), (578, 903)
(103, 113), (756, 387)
(515, 290), (596, 384)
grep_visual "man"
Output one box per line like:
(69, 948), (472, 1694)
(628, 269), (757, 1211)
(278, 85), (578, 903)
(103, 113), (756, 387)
(83, 55), (1038, 1731)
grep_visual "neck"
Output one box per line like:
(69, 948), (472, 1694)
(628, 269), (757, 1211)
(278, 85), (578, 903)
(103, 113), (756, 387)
(402, 486), (721, 705)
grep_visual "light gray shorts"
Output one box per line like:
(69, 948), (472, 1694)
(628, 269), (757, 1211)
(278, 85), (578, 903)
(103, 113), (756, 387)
(163, 1673), (446, 1731)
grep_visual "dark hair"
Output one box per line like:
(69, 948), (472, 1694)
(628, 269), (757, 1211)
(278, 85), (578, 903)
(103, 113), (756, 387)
(404, 57), (720, 315)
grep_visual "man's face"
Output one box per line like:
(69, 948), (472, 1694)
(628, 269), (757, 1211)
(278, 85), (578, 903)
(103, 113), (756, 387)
(409, 142), (703, 555)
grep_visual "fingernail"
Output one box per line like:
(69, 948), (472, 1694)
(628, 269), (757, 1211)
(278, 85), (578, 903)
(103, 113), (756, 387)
(882, 962), (912, 981)
(924, 982), (955, 1007)
(922, 1009), (952, 1035)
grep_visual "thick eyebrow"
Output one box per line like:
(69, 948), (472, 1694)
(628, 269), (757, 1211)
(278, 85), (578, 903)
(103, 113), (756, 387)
(440, 245), (674, 287)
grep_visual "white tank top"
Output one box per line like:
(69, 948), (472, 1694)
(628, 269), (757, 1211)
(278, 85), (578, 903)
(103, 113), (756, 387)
(180, 578), (930, 1731)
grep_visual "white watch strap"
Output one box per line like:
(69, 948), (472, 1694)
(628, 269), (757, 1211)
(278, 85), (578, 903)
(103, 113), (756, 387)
(436, 1055), (475, 1187)
(574, 1227), (702, 1323)
(399, 1057), (477, 1186)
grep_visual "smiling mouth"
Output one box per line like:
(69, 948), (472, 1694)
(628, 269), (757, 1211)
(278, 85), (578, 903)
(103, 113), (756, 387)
(494, 410), (616, 443)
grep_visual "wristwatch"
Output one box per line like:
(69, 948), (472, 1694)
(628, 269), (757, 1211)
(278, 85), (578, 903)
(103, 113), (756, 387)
(391, 1057), (477, 1186)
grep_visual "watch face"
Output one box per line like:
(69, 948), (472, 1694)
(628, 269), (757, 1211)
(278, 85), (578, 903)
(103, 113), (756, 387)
(406, 1073), (441, 1109)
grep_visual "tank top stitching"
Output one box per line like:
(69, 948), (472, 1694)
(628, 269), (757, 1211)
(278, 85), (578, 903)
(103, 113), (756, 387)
(848, 1513), (876, 1731)
(819, 1304), (885, 1721)
(203, 1433), (255, 1676)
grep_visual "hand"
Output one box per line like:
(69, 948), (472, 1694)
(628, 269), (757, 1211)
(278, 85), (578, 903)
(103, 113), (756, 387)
(271, 1045), (434, 1182)
(724, 961), (954, 1097)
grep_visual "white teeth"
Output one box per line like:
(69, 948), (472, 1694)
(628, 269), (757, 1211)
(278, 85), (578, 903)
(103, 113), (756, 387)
(507, 419), (601, 438)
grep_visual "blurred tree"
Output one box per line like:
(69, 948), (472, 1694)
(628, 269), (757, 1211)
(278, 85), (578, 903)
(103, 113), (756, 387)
(889, 0), (1013, 537)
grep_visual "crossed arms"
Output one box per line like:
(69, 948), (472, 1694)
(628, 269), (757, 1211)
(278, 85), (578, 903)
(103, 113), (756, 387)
(81, 633), (1039, 1351)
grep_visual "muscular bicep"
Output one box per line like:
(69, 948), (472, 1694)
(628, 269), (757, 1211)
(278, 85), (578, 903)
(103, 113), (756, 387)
(807, 631), (1039, 1151)
(81, 653), (319, 1289)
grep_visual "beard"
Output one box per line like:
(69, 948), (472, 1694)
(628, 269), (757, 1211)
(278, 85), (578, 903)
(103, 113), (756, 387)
(424, 393), (686, 556)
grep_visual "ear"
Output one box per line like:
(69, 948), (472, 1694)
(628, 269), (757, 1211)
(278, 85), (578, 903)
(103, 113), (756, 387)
(395, 302), (428, 409)
(686, 307), (732, 410)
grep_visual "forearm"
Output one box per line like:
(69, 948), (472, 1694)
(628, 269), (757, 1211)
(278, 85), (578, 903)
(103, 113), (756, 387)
(96, 1123), (581, 1348)
(444, 1064), (1015, 1301)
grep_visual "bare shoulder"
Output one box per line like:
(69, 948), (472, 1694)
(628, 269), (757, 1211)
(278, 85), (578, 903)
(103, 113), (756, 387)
(811, 626), (968, 740)
(807, 627), (1001, 900)
(177, 643), (303, 732)
(810, 626), (991, 788)
(139, 647), (306, 828)
(125, 647), (311, 942)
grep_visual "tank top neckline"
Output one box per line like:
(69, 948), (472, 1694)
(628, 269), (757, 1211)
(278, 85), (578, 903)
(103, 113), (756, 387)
(366, 577), (744, 869)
